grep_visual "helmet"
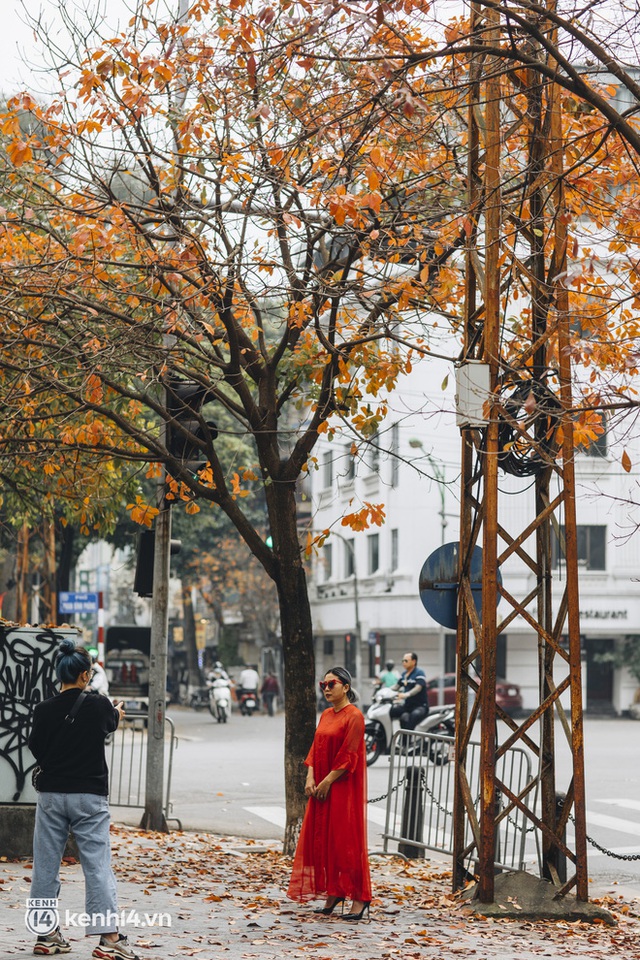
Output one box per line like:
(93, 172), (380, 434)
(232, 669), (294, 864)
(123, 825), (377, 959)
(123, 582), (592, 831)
(385, 660), (395, 670)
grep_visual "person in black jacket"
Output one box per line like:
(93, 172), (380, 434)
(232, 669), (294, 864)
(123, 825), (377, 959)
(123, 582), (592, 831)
(28, 638), (139, 960)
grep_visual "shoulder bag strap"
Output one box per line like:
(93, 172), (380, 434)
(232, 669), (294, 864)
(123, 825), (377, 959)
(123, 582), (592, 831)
(64, 689), (89, 724)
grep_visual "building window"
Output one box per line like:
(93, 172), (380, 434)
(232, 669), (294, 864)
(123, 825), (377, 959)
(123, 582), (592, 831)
(344, 539), (355, 578)
(322, 450), (333, 488)
(497, 634), (507, 679)
(552, 525), (606, 570)
(368, 429), (380, 474)
(344, 444), (355, 480)
(391, 529), (399, 571)
(323, 543), (333, 580)
(390, 423), (400, 487)
(367, 533), (379, 574)
(445, 634), (456, 673)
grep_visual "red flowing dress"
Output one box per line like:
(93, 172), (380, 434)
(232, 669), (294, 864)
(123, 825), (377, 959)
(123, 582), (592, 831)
(287, 703), (372, 903)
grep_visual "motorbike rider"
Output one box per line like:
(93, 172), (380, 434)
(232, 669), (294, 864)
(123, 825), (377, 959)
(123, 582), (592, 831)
(377, 660), (399, 688)
(207, 660), (230, 684)
(89, 657), (110, 697)
(238, 664), (260, 699)
(389, 652), (429, 730)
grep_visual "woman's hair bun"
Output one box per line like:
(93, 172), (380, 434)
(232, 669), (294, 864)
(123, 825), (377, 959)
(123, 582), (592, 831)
(59, 637), (77, 655)
(55, 636), (91, 684)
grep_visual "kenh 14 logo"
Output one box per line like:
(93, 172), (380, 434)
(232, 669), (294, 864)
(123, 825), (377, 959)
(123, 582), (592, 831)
(25, 898), (59, 936)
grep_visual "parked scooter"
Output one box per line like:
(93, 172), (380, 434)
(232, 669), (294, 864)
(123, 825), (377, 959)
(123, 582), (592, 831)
(364, 686), (455, 766)
(209, 676), (231, 723)
(189, 685), (212, 711)
(238, 688), (259, 716)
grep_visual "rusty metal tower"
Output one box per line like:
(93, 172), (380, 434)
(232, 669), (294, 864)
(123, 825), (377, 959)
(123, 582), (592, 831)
(453, 1), (588, 903)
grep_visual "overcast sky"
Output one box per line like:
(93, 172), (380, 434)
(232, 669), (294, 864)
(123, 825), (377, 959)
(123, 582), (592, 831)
(0, 0), (133, 97)
(0, 3), (40, 95)
(0, 1), (637, 99)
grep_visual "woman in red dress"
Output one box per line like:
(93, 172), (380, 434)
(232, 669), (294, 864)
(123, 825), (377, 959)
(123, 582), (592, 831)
(287, 666), (372, 921)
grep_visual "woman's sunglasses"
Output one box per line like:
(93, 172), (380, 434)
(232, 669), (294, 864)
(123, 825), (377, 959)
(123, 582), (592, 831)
(319, 679), (344, 691)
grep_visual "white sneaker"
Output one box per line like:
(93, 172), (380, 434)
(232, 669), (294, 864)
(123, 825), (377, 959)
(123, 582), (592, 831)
(33, 927), (71, 955)
(91, 934), (140, 960)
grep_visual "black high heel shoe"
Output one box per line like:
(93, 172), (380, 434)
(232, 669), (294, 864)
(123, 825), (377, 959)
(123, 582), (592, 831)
(343, 901), (371, 922)
(313, 896), (345, 916)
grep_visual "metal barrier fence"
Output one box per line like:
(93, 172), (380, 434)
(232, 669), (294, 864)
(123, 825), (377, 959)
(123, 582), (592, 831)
(107, 713), (180, 827)
(382, 729), (533, 872)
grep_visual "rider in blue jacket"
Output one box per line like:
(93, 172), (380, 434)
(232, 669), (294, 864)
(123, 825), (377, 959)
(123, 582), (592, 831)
(389, 651), (429, 730)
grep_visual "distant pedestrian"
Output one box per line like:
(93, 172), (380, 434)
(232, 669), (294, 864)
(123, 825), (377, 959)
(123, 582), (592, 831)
(377, 660), (399, 688)
(89, 658), (110, 697)
(28, 637), (139, 959)
(260, 672), (280, 716)
(287, 666), (372, 921)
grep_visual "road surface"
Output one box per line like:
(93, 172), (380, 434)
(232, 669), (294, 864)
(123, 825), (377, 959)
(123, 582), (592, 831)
(112, 705), (640, 898)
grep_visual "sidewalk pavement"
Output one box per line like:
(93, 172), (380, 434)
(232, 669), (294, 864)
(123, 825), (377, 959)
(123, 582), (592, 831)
(2, 821), (639, 960)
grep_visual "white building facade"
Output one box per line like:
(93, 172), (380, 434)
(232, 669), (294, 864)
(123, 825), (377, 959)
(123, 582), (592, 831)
(308, 357), (640, 715)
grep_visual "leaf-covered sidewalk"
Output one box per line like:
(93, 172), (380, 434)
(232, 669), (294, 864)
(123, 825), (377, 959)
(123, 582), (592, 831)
(2, 825), (639, 959)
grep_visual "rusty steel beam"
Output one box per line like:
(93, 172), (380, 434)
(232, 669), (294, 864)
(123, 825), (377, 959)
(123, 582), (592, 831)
(452, 0), (482, 894)
(453, 0), (588, 904)
(549, 13), (588, 897)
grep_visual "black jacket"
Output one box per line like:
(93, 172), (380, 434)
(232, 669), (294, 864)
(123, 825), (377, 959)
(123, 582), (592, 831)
(29, 688), (120, 796)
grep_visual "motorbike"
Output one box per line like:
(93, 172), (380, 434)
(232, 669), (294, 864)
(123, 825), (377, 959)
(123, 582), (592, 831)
(364, 686), (455, 766)
(189, 685), (212, 711)
(208, 676), (231, 723)
(238, 688), (259, 716)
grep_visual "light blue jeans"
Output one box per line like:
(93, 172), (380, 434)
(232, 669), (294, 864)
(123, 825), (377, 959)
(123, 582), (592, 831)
(30, 792), (118, 936)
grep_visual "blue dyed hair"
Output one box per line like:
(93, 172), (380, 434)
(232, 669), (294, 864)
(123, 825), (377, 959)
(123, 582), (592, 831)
(54, 638), (92, 684)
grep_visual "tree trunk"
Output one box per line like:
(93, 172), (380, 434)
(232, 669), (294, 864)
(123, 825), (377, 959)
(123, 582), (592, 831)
(56, 522), (75, 595)
(16, 521), (29, 625)
(42, 518), (57, 625)
(269, 483), (317, 856)
(1, 551), (17, 622)
(182, 583), (204, 691)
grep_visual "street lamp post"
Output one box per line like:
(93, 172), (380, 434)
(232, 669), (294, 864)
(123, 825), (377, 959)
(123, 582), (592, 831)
(410, 440), (449, 705)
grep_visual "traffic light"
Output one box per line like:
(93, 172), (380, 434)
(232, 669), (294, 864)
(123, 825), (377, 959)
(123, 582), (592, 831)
(166, 378), (218, 469)
(344, 632), (356, 676)
(133, 529), (182, 597)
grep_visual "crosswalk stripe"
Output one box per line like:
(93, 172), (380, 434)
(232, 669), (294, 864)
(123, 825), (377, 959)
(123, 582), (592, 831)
(583, 811), (640, 838)
(244, 805), (286, 828)
(243, 804), (640, 853)
(594, 799), (640, 813)
(365, 807), (388, 827)
(244, 805), (396, 831)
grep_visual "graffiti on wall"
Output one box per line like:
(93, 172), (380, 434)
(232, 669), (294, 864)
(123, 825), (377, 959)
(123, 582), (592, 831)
(0, 626), (79, 803)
